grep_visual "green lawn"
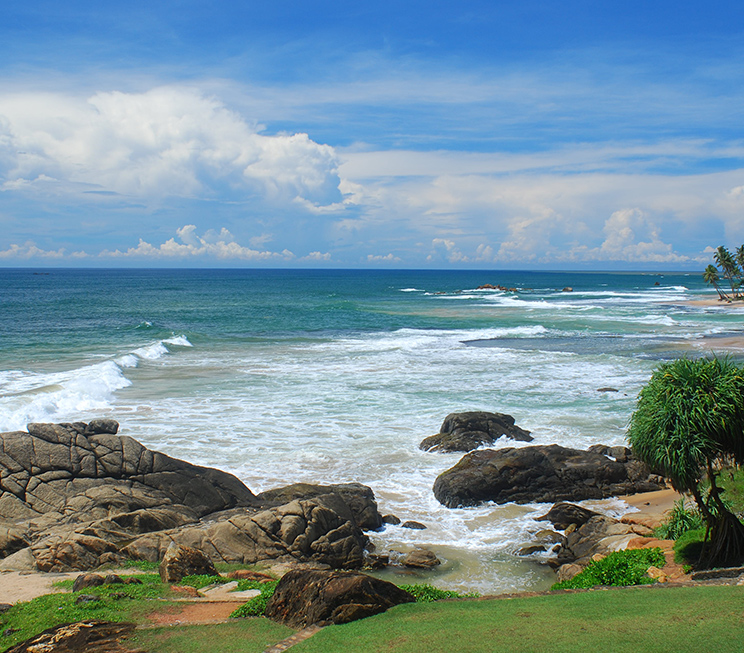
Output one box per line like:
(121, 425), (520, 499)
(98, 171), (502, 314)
(292, 585), (744, 653)
(127, 620), (293, 653)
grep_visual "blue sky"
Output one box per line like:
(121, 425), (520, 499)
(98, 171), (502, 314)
(1, 1), (743, 268)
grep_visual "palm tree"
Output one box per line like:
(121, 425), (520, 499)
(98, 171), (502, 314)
(628, 357), (744, 567)
(703, 264), (728, 300)
(714, 246), (741, 299)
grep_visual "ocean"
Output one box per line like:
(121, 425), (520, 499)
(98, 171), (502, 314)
(1, 268), (741, 593)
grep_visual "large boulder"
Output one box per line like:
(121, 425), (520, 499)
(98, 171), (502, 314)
(433, 444), (665, 508)
(420, 411), (533, 453)
(264, 569), (415, 628)
(0, 421), (381, 572)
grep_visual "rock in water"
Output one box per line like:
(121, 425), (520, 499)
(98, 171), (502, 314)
(433, 444), (665, 508)
(159, 542), (218, 583)
(265, 569), (415, 628)
(420, 411), (533, 453)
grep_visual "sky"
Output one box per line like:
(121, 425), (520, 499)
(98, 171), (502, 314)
(1, 1), (743, 269)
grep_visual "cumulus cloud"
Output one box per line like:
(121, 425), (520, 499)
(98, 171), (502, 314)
(100, 224), (295, 260)
(366, 253), (401, 263)
(0, 241), (66, 259)
(0, 87), (343, 207)
(301, 251), (332, 261)
(427, 238), (469, 263)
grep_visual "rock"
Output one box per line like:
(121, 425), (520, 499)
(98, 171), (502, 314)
(562, 287), (573, 292)
(538, 502), (601, 530)
(401, 521), (427, 530)
(264, 569), (415, 628)
(72, 573), (105, 592)
(75, 594), (101, 605)
(556, 563), (583, 582)
(401, 548), (441, 568)
(0, 421), (378, 573)
(226, 569), (275, 582)
(4, 620), (136, 653)
(256, 482), (383, 530)
(518, 544), (547, 556)
(363, 553), (389, 569)
(0, 604), (12, 613)
(170, 585), (201, 597)
(0, 547), (35, 571)
(159, 542), (218, 583)
(596, 387), (619, 393)
(382, 514), (401, 525)
(646, 566), (669, 582)
(433, 444), (665, 508)
(420, 411), (533, 453)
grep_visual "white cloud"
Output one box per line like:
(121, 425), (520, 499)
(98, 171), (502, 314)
(366, 253), (401, 263)
(100, 225), (295, 261)
(0, 241), (66, 259)
(427, 238), (469, 263)
(302, 251), (332, 261)
(0, 87), (343, 208)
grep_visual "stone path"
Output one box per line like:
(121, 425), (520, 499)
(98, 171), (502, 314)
(263, 625), (324, 653)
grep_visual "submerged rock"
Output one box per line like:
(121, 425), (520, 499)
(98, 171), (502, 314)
(433, 444), (665, 508)
(420, 411), (533, 453)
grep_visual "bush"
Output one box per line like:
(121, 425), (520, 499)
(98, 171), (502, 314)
(398, 584), (479, 603)
(230, 580), (278, 617)
(552, 548), (666, 590)
(655, 499), (704, 540)
(674, 527), (707, 565)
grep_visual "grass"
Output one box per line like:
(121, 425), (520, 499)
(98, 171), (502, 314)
(0, 574), (178, 649)
(127, 620), (294, 653)
(551, 548), (666, 590)
(291, 585), (744, 653)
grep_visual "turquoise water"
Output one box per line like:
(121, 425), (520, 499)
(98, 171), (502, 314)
(1, 268), (741, 592)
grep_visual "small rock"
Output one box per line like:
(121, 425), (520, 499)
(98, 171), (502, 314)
(170, 585), (201, 597)
(123, 577), (143, 585)
(517, 544), (547, 556)
(0, 603), (12, 613)
(596, 387), (618, 393)
(363, 554), (389, 569)
(73, 573), (105, 592)
(75, 593), (101, 605)
(159, 541), (218, 583)
(646, 566), (668, 582)
(401, 548), (441, 568)
(538, 503), (601, 530)
(562, 287), (573, 292)
(382, 515), (401, 525)
(401, 521), (427, 530)
(103, 574), (124, 585)
(226, 569), (275, 582)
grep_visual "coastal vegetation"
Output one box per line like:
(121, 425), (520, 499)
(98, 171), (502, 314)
(628, 357), (744, 567)
(551, 548), (666, 590)
(703, 245), (744, 300)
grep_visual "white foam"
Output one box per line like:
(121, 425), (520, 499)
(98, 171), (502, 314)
(132, 342), (169, 360)
(163, 335), (193, 347)
(400, 288), (422, 292)
(0, 361), (132, 432)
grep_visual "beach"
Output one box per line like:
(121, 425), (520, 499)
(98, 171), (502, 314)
(0, 269), (740, 594)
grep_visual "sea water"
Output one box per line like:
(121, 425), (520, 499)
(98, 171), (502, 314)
(1, 268), (741, 593)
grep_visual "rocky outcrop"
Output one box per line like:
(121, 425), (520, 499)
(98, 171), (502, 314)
(265, 569), (415, 628)
(433, 444), (665, 508)
(419, 411), (533, 453)
(538, 501), (657, 580)
(0, 421), (382, 572)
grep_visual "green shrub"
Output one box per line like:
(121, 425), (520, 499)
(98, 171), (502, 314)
(180, 574), (231, 589)
(398, 584), (479, 603)
(551, 548), (666, 590)
(655, 499), (704, 540)
(673, 526), (707, 565)
(230, 580), (278, 617)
